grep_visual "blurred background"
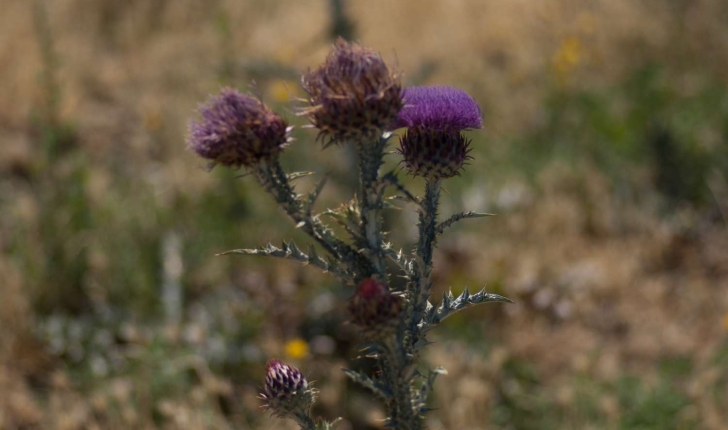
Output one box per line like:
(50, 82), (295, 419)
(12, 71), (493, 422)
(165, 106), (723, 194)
(1, 0), (727, 428)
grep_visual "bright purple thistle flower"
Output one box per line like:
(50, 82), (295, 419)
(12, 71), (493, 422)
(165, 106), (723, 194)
(393, 86), (481, 180)
(390, 86), (483, 131)
(187, 88), (290, 168)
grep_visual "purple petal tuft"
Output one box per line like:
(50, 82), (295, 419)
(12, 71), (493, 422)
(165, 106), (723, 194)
(187, 88), (289, 167)
(301, 38), (403, 145)
(390, 86), (483, 131)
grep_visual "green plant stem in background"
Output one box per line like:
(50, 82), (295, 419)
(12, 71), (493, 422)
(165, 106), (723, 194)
(357, 137), (388, 280)
(33, 0), (60, 127)
(327, 0), (355, 41)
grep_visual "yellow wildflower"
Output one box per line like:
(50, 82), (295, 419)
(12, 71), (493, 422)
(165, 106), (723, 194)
(284, 338), (309, 360)
(552, 37), (582, 86)
(553, 37), (581, 74)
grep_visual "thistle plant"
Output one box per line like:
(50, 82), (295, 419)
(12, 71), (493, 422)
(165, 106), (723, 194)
(187, 39), (511, 430)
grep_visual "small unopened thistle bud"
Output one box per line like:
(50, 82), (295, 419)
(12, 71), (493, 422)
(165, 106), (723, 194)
(261, 359), (316, 419)
(392, 86), (482, 180)
(348, 278), (404, 339)
(187, 88), (291, 168)
(302, 38), (403, 146)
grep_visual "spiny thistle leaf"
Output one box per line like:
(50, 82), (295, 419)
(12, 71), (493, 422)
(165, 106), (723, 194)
(413, 337), (433, 351)
(386, 194), (416, 206)
(383, 244), (414, 279)
(381, 200), (400, 210)
(287, 171), (316, 181)
(308, 244), (320, 262)
(342, 368), (391, 400)
(321, 201), (363, 241)
(441, 290), (453, 312)
(435, 211), (495, 236)
(219, 242), (350, 281)
(419, 287), (513, 333)
(305, 174), (330, 216)
(381, 171), (423, 209)
(423, 300), (434, 320)
(414, 367), (448, 414)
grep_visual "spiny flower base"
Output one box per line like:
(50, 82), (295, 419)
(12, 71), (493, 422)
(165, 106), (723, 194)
(399, 127), (472, 180)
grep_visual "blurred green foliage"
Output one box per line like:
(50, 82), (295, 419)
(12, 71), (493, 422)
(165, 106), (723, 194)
(494, 65), (728, 209)
(483, 354), (700, 430)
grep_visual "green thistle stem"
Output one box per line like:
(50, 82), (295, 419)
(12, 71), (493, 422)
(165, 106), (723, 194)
(379, 334), (421, 430)
(293, 412), (317, 430)
(356, 136), (388, 280)
(417, 179), (441, 267)
(409, 179), (442, 345)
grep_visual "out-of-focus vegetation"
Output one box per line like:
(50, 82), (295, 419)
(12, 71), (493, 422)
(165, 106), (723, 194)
(1, 0), (727, 429)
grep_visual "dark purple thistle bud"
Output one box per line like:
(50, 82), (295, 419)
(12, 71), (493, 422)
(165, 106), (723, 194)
(301, 38), (403, 146)
(393, 86), (482, 180)
(187, 88), (291, 168)
(261, 359), (315, 418)
(348, 278), (404, 339)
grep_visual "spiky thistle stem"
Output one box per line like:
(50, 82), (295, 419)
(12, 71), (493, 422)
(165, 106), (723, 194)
(294, 413), (317, 430)
(409, 179), (442, 346)
(357, 136), (388, 280)
(378, 329), (420, 429)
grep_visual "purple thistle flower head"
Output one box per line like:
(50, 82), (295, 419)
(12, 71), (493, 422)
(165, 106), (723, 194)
(261, 359), (315, 418)
(393, 86), (481, 180)
(187, 88), (290, 168)
(390, 86), (483, 131)
(302, 38), (403, 146)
